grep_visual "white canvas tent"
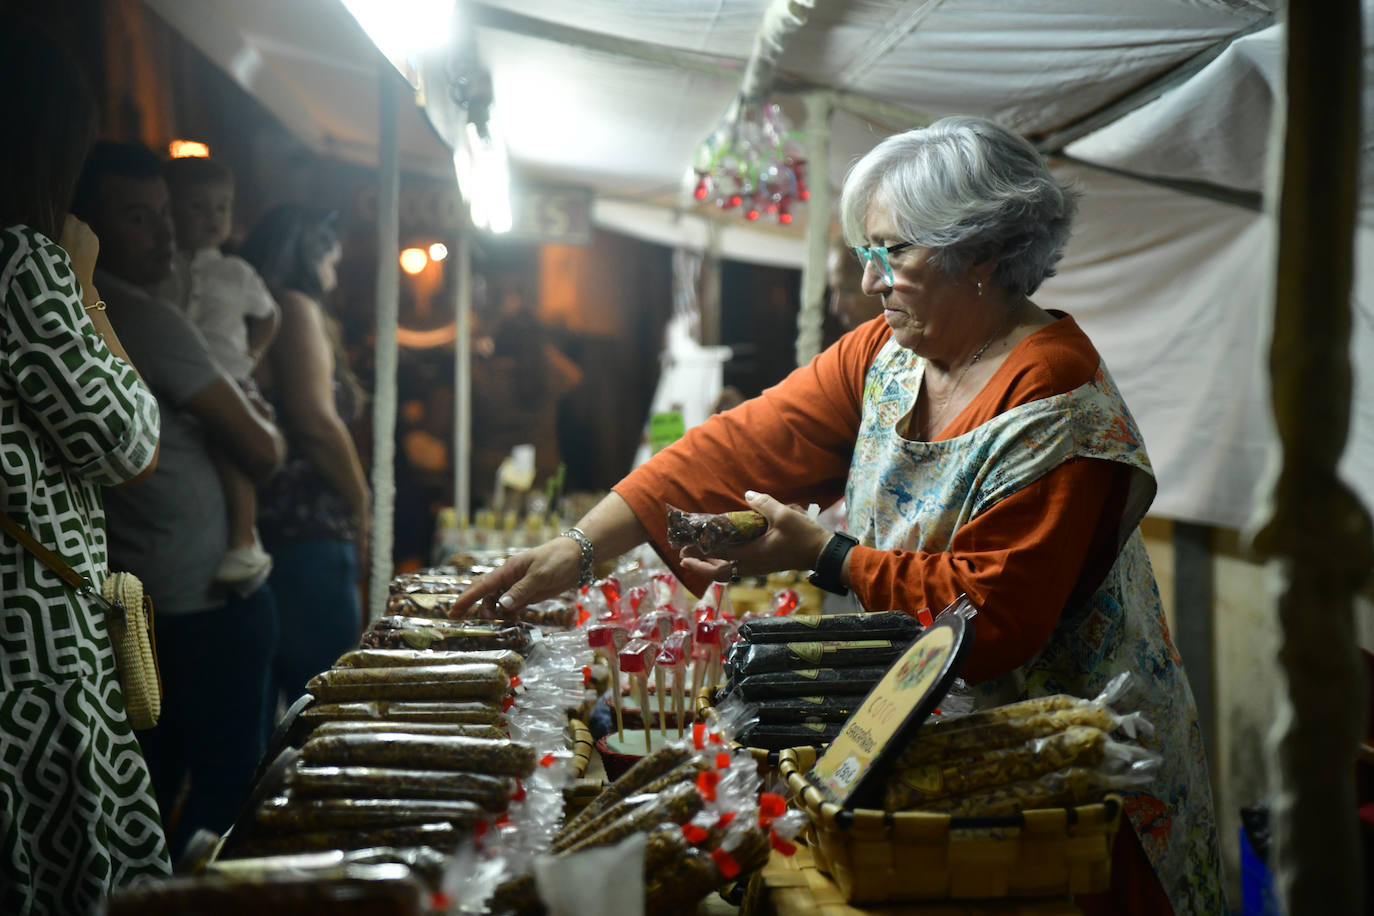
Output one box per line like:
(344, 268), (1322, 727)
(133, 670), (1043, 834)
(143, 0), (1372, 533)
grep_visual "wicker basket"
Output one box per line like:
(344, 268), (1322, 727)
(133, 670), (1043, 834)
(779, 746), (1122, 905)
(567, 718), (594, 779)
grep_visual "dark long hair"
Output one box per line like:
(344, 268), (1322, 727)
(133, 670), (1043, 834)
(238, 205), (340, 301)
(0, 17), (98, 241)
(239, 205), (366, 405)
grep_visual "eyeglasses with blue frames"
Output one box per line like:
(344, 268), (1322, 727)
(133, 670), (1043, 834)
(853, 241), (917, 287)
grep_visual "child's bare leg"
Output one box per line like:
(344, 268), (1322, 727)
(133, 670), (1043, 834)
(214, 446), (259, 550)
(213, 444), (271, 590)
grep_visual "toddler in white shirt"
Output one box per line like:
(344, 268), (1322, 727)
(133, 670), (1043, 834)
(161, 157), (280, 592)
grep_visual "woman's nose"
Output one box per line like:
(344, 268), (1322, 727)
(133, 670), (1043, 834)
(860, 260), (890, 295)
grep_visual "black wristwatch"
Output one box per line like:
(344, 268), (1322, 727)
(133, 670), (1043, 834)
(808, 531), (858, 596)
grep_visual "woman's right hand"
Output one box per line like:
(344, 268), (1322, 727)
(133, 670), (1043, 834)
(57, 215), (102, 308)
(446, 535), (582, 620)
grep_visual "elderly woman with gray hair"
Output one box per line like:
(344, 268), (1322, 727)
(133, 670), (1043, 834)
(452, 116), (1223, 914)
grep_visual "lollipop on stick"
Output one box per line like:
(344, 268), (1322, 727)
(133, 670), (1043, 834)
(690, 617), (722, 707)
(631, 612), (673, 734)
(619, 638), (658, 751)
(770, 587), (801, 616)
(587, 623), (629, 740)
(598, 577), (624, 622)
(624, 585), (649, 618)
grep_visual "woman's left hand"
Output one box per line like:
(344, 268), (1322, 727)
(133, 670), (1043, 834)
(680, 490), (832, 582)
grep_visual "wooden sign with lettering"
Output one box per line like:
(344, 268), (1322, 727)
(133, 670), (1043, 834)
(808, 614), (972, 808)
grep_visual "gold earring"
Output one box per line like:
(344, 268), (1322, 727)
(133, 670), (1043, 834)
(977, 281), (983, 297)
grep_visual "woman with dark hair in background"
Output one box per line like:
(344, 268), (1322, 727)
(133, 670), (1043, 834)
(239, 206), (370, 727)
(0, 16), (170, 912)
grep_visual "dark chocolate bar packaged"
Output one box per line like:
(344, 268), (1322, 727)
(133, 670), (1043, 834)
(726, 638), (910, 676)
(752, 694), (862, 724)
(737, 720), (843, 750)
(729, 666), (887, 700)
(736, 611), (922, 644)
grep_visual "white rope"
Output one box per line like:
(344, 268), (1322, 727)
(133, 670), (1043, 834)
(741, 0), (816, 100)
(794, 91), (833, 366)
(367, 67), (401, 623)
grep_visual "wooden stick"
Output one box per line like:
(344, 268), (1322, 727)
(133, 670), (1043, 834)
(654, 667), (667, 736)
(673, 667), (686, 737)
(639, 677), (653, 753)
(608, 654), (624, 742)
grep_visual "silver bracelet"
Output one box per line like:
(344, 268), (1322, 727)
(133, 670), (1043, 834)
(559, 526), (596, 587)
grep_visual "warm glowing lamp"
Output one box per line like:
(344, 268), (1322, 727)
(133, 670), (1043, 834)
(428, 242), (449, 262)
(169, 140), (211, 158)
(399, 247), (429, 275)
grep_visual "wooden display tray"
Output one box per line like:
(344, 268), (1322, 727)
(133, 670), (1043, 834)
(742, 848), (1084, 916)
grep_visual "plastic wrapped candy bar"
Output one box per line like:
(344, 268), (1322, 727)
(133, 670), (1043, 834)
(726, 638), (911, 677)
(896, 701), (1154, 768)
(727, 666), (888, 700)
(736, 611), (922, 644)
(666, 504), (767, 553)
(300, 733), (536, 777)
(287, 763), (511, 807)
(751, 694), (861, 724)
(297, 700), (504, 727)
(332, 648), (524, 676)
(737, 721), (843, 750)
(305, 663), (509, 703)
(888, 763), (1157, 815)
(883, 725), (1161, 809)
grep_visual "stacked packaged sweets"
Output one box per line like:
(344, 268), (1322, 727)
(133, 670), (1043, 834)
(720, 612), (924, 751)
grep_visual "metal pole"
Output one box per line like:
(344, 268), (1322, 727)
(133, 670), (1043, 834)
(454, 211), (472, 527)
(367, 65), (401, 623)
(1251, 2), (1373, 912)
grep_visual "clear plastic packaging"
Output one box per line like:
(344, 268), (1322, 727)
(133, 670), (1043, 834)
(665, 504), (767, 553)
(883, 724), (1161, 810)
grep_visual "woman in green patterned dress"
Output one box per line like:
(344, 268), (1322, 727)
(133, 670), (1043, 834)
(0, 18), (171, 914)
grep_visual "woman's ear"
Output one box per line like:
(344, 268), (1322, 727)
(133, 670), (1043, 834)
(972, 257), (998, 291)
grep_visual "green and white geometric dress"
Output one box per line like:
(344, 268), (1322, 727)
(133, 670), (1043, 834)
(0, 225), (170, 914)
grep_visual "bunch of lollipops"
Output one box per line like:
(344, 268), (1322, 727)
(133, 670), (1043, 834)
(688, 98), (809, 225)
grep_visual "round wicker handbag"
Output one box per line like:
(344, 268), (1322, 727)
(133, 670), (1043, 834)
(101, 572), (162, 730)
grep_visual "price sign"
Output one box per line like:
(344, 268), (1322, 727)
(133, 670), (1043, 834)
(508, 184), (593, 245)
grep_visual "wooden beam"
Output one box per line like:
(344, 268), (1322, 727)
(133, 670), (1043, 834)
(1033, 14), (1276, 154)
(1054, 154), (1262, 212)
(1250, 2), (1373, 913)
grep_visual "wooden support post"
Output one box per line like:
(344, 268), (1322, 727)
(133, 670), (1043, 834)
(1251, 3), (1374, 913)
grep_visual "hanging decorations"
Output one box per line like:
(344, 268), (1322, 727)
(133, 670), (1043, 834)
(689, 97), (808, 225)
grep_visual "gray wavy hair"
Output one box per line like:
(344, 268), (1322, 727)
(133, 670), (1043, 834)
(839, 116), (1079, 296)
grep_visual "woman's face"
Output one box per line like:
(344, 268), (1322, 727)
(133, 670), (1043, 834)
(860, 196), (974, 356)
(315, 244), (342, 296)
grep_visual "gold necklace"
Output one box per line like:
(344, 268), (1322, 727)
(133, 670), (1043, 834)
(920, 302), (1021, 440)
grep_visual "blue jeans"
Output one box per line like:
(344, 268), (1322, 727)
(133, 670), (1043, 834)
(264, 539), (361, 736)
(135, 585), (277, 859)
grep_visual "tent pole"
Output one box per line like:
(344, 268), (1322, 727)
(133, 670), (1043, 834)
(454, 209), (473, 530)
(367, 64), (401, 623)
(795, 91), (832, 366)
(1251, 2), (1372, 913)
